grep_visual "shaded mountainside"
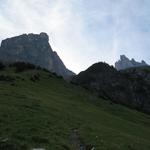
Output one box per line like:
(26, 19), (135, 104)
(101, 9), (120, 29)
(72, 62), (150, 114)
(120, 66), (150, 84)
(0, 33), (74, 78)
(115, 55), (148, 70)
(0, 65), (150, 150)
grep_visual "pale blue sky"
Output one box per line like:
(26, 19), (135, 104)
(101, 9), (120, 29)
(0, 0), (150, 73)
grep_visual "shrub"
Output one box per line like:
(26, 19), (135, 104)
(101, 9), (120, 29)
(31, 136), (49, 144)
(0, 139), (27, 150)
(42, 68), (50, 73)
(30, 74), (40, 82)
(0, 62), (5, 70)
(0, 75), (15, 82)
(9, 62), (36, 72)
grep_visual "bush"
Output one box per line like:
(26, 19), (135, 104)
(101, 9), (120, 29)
(52, 72), (57, 76)
(0, 75), (15, 82)
(51, 72), (63, 79)
(9, 62), (36, 72)
(30, 74), (40, 82)
(31, 136), (49, 144)
(57, 75), (63, 79)
(0, 139), (27, 150)
(42, 68), (50, 73)
(0, 62), (5, 70)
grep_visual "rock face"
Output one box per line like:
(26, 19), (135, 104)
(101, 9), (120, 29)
(72, 62), (150, 114)
(0, 33), (74, 77)
(115, 55), (148, 70)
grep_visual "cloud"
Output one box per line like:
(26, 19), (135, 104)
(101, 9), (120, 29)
(0, 0), (150, 73)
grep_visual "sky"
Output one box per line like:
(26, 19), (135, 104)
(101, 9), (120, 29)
(0, 0), (150, 73)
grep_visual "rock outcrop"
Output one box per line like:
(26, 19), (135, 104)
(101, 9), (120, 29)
(0, 33), (74, 78)
(72, 62), (150, 114)
(115, 55), (148, 70)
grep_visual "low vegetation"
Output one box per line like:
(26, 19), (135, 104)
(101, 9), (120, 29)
(0, 65), (150, 150)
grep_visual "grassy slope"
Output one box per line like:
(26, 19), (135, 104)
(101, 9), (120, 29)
(0, 68), (150, 150)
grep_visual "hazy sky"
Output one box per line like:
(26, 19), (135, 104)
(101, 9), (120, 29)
(0, 0), (150, 73)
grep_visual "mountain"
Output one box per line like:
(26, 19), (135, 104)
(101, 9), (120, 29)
(0, 65), (150, 150)
(0, 33), (75, 78)
(72, 62), (150, 114)
(115, 55), (148, 70)
(120, 66), (150, 84)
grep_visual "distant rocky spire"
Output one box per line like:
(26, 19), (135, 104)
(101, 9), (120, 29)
(115, 55), (148, 70)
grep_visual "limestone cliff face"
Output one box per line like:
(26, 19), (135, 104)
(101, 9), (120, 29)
(0, 33), (74, 77)
(115, 55), (148, 70)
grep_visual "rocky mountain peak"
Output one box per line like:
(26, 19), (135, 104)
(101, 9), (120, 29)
(0, 33), (75, 78)
(141, 60), (147, 65)
(115, 55), (148, 70)
(39, 32), (49, 41)
(120, 55), (129, 61)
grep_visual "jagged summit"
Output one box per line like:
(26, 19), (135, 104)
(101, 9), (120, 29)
(115, 55), (148, 70)
(0, 33), (75, 77)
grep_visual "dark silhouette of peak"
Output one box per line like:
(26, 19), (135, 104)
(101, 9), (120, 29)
(84, 62), (116, 73)
(72, 62), (150, 114)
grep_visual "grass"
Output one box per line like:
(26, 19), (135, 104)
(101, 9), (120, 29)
(0, 67), (150, 150)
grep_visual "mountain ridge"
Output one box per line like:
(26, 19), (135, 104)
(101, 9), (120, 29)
(115, 55), (149, 70)
(72, 62), (150, 114)
(0, 33), (75, 78)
